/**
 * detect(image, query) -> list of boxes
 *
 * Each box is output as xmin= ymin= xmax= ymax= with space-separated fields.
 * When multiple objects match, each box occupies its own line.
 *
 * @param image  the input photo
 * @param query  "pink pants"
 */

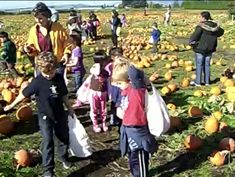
xmin=89 ymin=90 xmax=107 ymax=126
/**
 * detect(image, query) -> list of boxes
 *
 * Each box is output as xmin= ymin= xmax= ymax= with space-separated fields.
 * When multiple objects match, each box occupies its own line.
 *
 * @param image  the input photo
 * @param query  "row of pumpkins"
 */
xmin=0 ymin=77 xmax=34 ymax=136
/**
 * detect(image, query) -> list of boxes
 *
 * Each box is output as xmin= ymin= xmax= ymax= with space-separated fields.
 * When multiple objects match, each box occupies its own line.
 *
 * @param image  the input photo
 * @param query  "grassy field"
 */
xmin=0 ymin=9 xmax=235 ymax=177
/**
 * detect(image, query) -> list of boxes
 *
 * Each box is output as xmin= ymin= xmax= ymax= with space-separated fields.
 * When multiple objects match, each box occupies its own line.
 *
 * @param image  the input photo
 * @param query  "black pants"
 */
xmin=38 ymin=113 xmax=69 ymax=176
xmin=111 ymin=31 xmax=118 ymax=47
xmin=93 ymin=27 xmax=97 ymax=39
xmin=128 ymin=150 xmax=149 ymax=177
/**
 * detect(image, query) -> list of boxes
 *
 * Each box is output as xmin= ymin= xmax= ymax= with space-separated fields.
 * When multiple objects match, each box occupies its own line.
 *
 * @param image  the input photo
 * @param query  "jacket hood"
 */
xmin=199 ymin=21 xmax=220 ymax=32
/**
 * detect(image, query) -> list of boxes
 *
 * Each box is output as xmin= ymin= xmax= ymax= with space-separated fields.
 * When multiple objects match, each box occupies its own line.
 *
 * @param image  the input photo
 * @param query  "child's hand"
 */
xmin=4 ymin=104 xmax=13 ymax=112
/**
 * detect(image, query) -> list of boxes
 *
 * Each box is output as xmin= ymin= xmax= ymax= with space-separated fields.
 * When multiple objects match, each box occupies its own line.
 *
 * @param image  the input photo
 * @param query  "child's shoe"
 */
xmin=72 ymin=100 xmax=82 ymax=109
xmin=93 ymin=125 xmax=101 ymax=133
xmin=102 ymin=123 xmax=109 ymax=132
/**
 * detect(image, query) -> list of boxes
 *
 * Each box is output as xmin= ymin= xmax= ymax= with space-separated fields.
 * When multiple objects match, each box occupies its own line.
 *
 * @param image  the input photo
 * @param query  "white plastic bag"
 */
xmin=145 ymin=83 xmax=170 ymax=137
xmin=76 ymin=74 xmax=92 ymax=104
xmin=68 ymin=114 xmax=92 ymax=157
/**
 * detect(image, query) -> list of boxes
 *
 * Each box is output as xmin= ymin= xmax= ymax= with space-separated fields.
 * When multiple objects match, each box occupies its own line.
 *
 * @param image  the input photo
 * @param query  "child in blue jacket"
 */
xmin=151 ymin=22 xmax=161 ymax=53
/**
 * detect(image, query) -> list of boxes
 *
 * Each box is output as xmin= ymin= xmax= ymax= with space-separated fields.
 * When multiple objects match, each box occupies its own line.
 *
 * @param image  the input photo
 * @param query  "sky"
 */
xmin=0 ymin=1 xmax=176 ymax=10
xmin=0 ymin=1 xmax=121 ymax=10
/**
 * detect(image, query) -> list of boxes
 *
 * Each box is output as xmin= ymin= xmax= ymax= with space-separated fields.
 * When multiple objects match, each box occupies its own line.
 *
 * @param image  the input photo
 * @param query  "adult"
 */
xmin=24 ymin=2 xmax=72 ymax=76
xmin=110 ymin=10 xmax=121 ymax=48
xmin=189 ymin=11 xmax=224 ymax=86
xmin=164 ymin=5 xmax=171 ymax=25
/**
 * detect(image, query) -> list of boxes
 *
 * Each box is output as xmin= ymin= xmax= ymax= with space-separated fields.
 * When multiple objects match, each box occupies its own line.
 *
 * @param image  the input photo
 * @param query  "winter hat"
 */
xmin=32 ymin=2 xmax=52 ymax=18
xmin=201 ymin=11 xmax=213 ymax=21
xmin=128 ymin=65 xmax=145 ymax=89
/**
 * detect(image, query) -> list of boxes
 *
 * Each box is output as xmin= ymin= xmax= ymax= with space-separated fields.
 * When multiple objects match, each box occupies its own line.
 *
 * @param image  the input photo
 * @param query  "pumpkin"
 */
xmin=170 ymin=116 xmax=182 ymax=130
xmin=209 ymin=151 xmax=226 ymax=166
xmin=14 ymin=149 xmax=31 ymax=167
xmin=188 ymin=106 xmax=203 ymax=117
xmin=219 ymin=138 xmax=235 ymax=152
xmin=161 ymin=86 xmax=171 ymax=96
xmin=2 ymin=89 xmax=15 ymax=104
xmin=184 ymin=135 xmax=203 ymax=151
xmin=16 ymin=105 xmax=33 ymax=121
xmin=210 ymin=87 xmax=221 ymax=96
xmin=220 ymin=76 xmax=228 ymax=84
xmin=164 ymin=72 xmax=172 ymax=81
xmin=212 ymin=111 xmax=222 ymax=120
xmin=167 ymin=83 xmax=177 ymax=92
xmin=185 ymin=65 xmax=193 ymax=72
xmin=181 ymin=78 xmax=190 ymax=88
xmin=194 ymin=90 xmax=203 ymax=97
xmin=167 ymin=103 xmax=176 ymax=111
xmin=0 ymin=115 xmax=14 ymax=135
xmin=204 ymin=117 xmax=219 ymax=134
xmin=224 ymin=79 xmax=234 ymax=87
xmin=219 ymin=122 xmax=229 ymax=132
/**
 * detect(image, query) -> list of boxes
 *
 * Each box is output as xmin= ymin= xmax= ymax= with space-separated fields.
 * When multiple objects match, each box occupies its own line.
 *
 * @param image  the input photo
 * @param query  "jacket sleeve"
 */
xmin=189 ymin=26 xmax=203 ymax=45
xmin=216 ymin=27 xmax=224 ymax=37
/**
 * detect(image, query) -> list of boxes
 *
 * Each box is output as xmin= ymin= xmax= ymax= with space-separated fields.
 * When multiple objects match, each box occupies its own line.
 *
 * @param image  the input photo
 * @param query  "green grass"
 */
xmin=0 ymin=9 xmax=235 ymax=177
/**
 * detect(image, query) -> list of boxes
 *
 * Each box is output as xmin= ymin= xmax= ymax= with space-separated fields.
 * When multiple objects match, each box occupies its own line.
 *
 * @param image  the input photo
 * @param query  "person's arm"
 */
xmin=60 ymin=25 xmax=72 ymax=64
xmin=66 ymin=56 xmax=79 ymax=67
xmin=217 ymin=27 xmax=224 ymax=37
xmin=189 ymin=26 xmax=203 ymax=45
xmin=4 ymin=92 xmax=26 ymax=111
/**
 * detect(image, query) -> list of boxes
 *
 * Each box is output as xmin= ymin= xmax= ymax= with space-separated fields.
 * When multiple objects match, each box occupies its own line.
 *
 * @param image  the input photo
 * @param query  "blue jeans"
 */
xmin=38 ymin=113 xmax=69 ymax=176
xmin=195 ymin=53 xmax=212 ymax=85
xmin=73 ymin=71 xmax=85 ymax=91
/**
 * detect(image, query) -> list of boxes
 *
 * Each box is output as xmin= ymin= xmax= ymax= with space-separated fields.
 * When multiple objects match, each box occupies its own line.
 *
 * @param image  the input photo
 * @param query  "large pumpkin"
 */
xmin=184 ymin=135 xmax=203 ymax=151
xmin=0 ymin=115 xmax=14 ymax=135
xmin=16 ymin=105 xmax=33 ymax=121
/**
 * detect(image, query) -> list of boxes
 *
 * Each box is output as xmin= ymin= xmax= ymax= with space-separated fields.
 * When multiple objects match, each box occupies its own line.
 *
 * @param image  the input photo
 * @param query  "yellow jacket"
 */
xmin=27 ymin=22 xmax=72 ymax=62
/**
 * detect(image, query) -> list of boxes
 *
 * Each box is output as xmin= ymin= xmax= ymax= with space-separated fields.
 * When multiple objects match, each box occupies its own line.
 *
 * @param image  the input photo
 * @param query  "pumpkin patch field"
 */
xmin=0 ymin=9 xmax=235 ymax=177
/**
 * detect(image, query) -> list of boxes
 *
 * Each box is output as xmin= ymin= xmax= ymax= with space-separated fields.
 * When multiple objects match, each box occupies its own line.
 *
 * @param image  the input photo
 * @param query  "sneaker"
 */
xmin=93 ymin=125 xmax=101 ymax=133
xmin=190 ymin=81 xmax=201 ymax=87
xmin=62 ymin=161 xmax=72 ymax=169
xmin=102 ymin=124 xmax=109 ymax=132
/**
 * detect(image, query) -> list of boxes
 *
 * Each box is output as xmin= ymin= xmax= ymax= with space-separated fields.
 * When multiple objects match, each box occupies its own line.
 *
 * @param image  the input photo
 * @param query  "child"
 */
xmin=81 ymin=20 xmax=89 ymax=41
xmin=112 ymin=60 xmax=157 ymax=177
xmin=66 ymin=29 xmax=85 ymax=92
xmin=121 ymin=14 xmax=127 ymax=27
xmin=0 ymin=31 xmax=19 ymax=76
xmin=67 ymin=10 xmax=81 ymax=35
xmin=89 ymin=50 xmax=109 ymax=133
xmin=106 ymin=47 xmax=123 ymax=127
xmin=164 ymin=5 xmax=171 ymax=25
xmin=4 ymin=52 xmax=74 ymax=177
xmin=151 ymin=22 xmax=161 ymax=53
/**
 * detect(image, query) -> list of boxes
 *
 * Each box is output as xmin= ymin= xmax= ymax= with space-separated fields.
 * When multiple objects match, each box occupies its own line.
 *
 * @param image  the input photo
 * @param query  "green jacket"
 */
xmin=0 ymin=39 xmax=16 ymax=63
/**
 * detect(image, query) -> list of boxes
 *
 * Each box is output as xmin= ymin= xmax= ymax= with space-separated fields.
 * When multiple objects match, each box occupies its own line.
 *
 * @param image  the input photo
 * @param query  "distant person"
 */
xmin=89 ymin=11 xmax=100 ymax=39
xmin=24 ymin=2 xmax=72 ymax=77
xmin=121 ymin=14 xmax=127 ymax=27
xmin=0 ymin=31 xmax=19 ymax=76
xmin=189 ymin=11 xmax=224 ymax=86
xmin=81 ymin=20 xmax=89 ymax=41
xmin=164 ymin=5 xmax=171 ymax=25
xmin=67 ymin=10 xmax=82 ymax=35
xmin=109 ymin=10 xmax=122 ymax=47
xmin=0 ymin=21 xmax=4 ymax=29
xmin=144 ymin=6 xmax=147 ymax=16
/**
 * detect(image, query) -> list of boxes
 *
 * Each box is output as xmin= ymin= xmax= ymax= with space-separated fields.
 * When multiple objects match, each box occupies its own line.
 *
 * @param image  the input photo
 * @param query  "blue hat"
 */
xmin=128 ymin=65 xmax=145 ymax=89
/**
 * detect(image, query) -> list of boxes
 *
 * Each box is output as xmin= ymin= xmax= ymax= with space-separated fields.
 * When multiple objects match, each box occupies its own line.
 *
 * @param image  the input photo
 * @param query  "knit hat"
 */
xmin=32 ymin=2 xmax=52 ymax=18
xmin=128 ymin=65 xmax=145 ymax=89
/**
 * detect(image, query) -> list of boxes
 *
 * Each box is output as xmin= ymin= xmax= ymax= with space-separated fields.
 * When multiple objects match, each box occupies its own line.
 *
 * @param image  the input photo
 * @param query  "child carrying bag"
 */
xmin=68 ymin=114 xmax=93 ymax=157
xmin=145 ymin=83 xmax=170 ymax=137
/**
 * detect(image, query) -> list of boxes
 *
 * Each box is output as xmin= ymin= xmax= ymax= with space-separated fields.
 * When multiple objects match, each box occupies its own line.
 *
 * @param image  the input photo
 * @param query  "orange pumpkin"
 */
xmin=16 ymin=105 xmax=33 ymax=121
xmin=209 ymin=151 xmax=226 ymax=166
xmin=205 ymin=117 xmax=219 ymax=134
xmin=14 ymin=149 xmax=31 ymax=167
xmin=2 ymin=89 xmax=15 ymax=104
xmin=184 ymin=135 xmax=203 ymax=151
xmin=0 ymin=115 xmax=14 ymax=135
xmin=219 ymin=138 xmax=235 ymax=152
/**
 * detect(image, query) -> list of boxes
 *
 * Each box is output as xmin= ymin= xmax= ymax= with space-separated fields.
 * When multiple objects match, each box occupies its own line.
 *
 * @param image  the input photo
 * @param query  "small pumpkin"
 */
xmin=16 ymin=105 xmax=33 ymax=121
xmin=0 ymin=115 xmax=14 ymax=135
xmin=219 ymin=138 xmax=235 ymax=152
xmin=14 ymin=149 xmax=31 ymax=167
xmin=184 ymin=135 xmax=203 ymax=151
xmin=205 ymin=117 xmax=219 ymax=134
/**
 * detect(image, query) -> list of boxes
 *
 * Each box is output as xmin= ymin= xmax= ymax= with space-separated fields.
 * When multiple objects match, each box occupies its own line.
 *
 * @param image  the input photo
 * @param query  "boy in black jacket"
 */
xmin=189 ymin=11 xmax=224 ymax=86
